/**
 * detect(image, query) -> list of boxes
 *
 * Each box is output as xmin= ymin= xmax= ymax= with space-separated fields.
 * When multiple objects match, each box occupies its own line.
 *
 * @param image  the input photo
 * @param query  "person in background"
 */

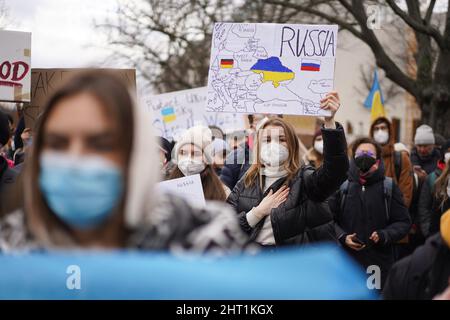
xmin=411 ymin=125 xmax=441 ymax=176
xmin=0 ymin=72 xmax=249 ymax=253
xmin=157 ymin=136 xmax=176 ymax=180
xmin=13 ymin=128 xmax=33 ymax=166
xmin=331 ymin=137 xmax=411 ymax=287
xmin=227 ymin=92 xmax=349 ymax=248
xmin=208 ymin=125 xmax=224 ymax=141
xmin=170 ymin=126 xmax=231 ymax=200
xmin=428 ymin=155 xmax=450 ymax=236
xmin=370 ymin=117 xmax=414 ymax=208
xmin=383 ymin=209 xmax=450 ymax=300
xmin=210 ymin=138 xmax=230 ymax=177
xmin=303 ymin=130 xmax=324 ymax=169
xmin=418 ymin=140 xmax=450 ymax=238
xmin=0 ymin=111 xmax=20 ymax=216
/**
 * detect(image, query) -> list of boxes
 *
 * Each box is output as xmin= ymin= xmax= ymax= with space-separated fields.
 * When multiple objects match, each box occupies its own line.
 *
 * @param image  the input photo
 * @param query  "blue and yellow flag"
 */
xmin=364 ymin=70 xmax=386 ymax=122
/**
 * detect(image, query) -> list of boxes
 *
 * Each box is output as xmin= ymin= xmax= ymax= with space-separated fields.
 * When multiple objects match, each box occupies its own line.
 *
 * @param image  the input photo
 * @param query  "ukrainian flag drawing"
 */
xmin=364 ymin=70 xmax=386 ymax=122
xmin=250 ymin=57 xmax=294 ymax=88
xmin=161 ymin=107 xmax=176 ymax=123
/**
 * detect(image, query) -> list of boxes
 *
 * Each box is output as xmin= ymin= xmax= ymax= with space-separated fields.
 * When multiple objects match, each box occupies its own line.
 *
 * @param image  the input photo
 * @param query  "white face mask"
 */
xmin=444 ymin=152 xmax=450 ymax=165
xmin=314 ymin=140 xmax=324 ymax=154
xmin=177 ymin=158 xmax=205 ymax=176
xmin=374 ymin=130 xmax=389 ymax=145
xmin=260 ymin=142 xmax=289 ymax=167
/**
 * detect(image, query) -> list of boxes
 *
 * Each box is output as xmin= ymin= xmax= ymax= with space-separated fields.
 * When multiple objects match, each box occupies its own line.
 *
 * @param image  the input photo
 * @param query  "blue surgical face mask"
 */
xmin=39 ymin=152 xmax=124 ymax=230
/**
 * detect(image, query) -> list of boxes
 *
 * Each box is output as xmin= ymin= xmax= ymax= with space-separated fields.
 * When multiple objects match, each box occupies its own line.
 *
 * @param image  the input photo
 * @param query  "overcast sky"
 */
xmin=4 ymin=0 xmax=122 ymax=68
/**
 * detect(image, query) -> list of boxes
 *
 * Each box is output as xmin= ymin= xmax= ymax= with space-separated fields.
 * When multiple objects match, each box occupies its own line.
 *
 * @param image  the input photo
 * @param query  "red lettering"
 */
xmin=11 ymin=61 xmax=30 ymax=81
xmin=0 ymin=60 xmax=29 ymax=88
xmin=0 ymin=61 xmax=11 ymax=80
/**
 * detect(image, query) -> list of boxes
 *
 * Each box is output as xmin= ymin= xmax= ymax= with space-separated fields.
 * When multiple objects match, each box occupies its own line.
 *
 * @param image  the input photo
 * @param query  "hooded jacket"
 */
xmin=370 ymin=118 xmax=414 ymax=207
xmin=330 ymin=159 xmax=411 ymax=284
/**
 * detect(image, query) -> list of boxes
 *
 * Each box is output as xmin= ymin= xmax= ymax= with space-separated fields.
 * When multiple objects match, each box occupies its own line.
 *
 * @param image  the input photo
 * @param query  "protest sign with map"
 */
xmin=207 ymin=23 xmax=338 ymax=117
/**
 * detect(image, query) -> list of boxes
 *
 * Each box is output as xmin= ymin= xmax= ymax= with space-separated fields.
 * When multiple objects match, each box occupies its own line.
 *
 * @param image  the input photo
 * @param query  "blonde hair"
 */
xmin=244 ymin=118 xmax=301 ymax=188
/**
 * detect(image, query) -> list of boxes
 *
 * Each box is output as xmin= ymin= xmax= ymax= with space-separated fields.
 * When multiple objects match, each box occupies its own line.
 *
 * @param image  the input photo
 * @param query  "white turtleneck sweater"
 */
xmin=246 ymin=167 xmax=288 ymax=245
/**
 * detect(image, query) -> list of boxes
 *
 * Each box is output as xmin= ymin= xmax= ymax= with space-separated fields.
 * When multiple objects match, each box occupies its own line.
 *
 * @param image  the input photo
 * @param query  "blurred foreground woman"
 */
xmin=0 ymin=72 xmax=248 ymax=253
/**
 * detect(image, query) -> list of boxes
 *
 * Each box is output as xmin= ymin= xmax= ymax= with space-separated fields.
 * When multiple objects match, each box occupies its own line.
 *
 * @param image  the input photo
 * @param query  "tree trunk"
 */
xmin=421 ymin=96 xmax=450 ymax=138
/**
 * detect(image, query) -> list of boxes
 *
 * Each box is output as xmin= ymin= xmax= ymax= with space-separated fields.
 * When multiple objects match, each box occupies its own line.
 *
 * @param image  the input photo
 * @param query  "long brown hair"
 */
xmin=435 ymin=164 xmax=450 ymax=209
xmin=23 ymin=71 xmax=135 ymax=247
xmin=244 ymin=118 xmax=301 ymax=188
xmin=169 ymin=164 xmax=227 ymax=201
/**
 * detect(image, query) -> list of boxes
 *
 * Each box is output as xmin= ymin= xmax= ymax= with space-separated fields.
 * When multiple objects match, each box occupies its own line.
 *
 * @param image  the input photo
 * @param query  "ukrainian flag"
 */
xmin=364 ymin=70 xmax=386 ymax=122
xmin=161 ymin=107 xmax=176 ymax=123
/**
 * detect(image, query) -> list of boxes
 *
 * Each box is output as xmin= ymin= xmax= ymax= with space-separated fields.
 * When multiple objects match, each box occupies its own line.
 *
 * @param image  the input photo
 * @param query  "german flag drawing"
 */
xmin=220 ymin=59 xmax=234 ymax=69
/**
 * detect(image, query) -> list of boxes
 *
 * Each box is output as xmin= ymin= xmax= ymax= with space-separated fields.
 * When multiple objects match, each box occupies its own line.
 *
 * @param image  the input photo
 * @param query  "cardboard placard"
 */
xmin=24 ymin=68 xmax=136 ymax=129
xmin=143 ymin=87 xmax=245 ymax=141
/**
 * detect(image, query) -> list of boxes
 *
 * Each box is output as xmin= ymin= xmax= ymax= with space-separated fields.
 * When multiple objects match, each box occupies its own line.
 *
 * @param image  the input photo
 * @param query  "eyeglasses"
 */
xmin=355 ymin=150 xmax=375 ymax=158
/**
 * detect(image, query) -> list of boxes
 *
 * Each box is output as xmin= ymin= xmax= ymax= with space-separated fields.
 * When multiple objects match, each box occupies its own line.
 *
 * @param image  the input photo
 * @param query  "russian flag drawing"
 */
xmin=301 ymin=59 xmax=321 ymax=72
xmin=161 ymin=106 xmax=176 ymax=123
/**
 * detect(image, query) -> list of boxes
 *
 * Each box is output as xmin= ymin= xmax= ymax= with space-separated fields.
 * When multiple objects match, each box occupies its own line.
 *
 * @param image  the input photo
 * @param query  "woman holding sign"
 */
xmin=169 ymin=125 xmax=231 ymax=201
xmin=227 ymin=92 xmax=349 ymax=248
xmin=0 ymin=72 xmax=249 ymax=252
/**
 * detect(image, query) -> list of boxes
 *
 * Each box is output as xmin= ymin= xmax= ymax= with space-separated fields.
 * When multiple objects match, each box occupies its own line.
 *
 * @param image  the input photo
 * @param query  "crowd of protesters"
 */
xmin=0 ymin=71 xmax=449 ymax=299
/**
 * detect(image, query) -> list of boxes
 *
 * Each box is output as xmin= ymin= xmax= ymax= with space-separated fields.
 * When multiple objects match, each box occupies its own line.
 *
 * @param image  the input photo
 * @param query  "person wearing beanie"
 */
xmin=170 ymin=126 xmax=230 ymax=201
xmin=370 ymin=117 xmax=414 ymax=208
xmin=157 ymin=136 xmax=176 ymax=181
xmin=411 ymin=124 xmax=441 ymax=175
xmin=303 ymin=129 xmax=324 ymax=169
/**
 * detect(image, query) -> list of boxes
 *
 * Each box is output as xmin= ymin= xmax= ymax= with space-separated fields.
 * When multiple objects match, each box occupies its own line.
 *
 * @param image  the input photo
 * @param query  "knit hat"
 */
xmin=414 ymin=125 xmax=435 ymax=145
xmin=173 ymin=126 xmax=213 ymax=163
xmin=0 ymin=110 xmax=11 ymax=146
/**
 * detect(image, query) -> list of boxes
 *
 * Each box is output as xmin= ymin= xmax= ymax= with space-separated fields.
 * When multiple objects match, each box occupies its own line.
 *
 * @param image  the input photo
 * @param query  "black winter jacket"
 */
xmin=226 ymin=123 xmax=349 ymax=246
xmin=330 ymin=160 xmax=411 ymax=283
xmin=383 ymin=233 xmax=450 ymax=300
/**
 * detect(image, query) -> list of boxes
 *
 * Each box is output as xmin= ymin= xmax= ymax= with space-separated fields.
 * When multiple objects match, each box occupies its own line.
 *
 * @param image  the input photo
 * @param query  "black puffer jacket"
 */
xmin=226 ymin=123 xmax=348 ymax=246
xmin=383 ymin=232 xmax=450 ymax=300
xmin=330 ymin=159 xmax=411 ymax=285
